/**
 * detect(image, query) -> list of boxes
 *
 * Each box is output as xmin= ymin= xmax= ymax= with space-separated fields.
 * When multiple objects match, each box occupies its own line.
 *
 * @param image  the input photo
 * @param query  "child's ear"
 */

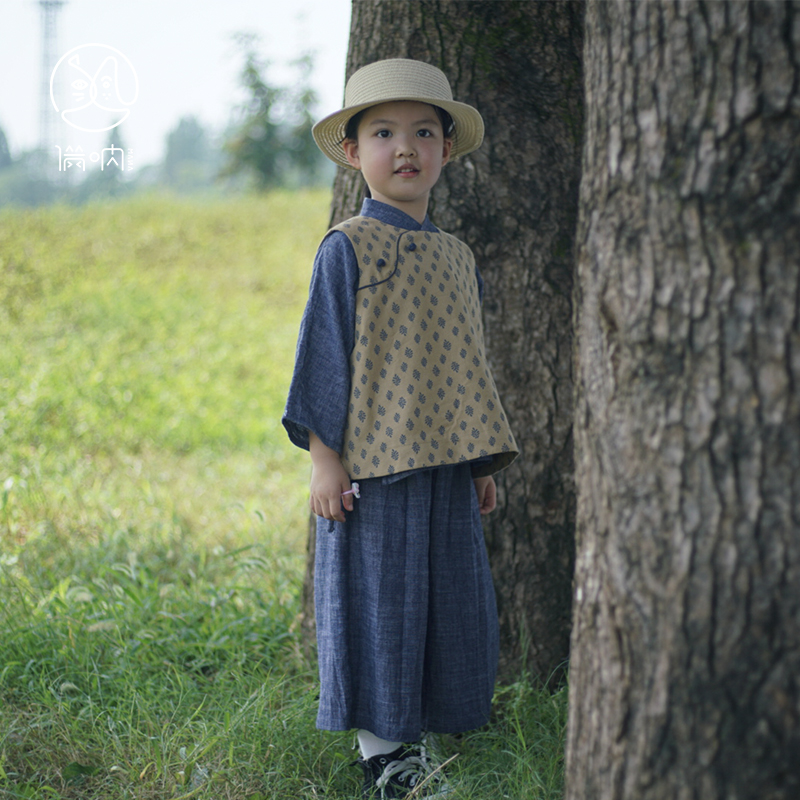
xmin=342 ymin=139 xmax=361 ymax=169
xmin=441 ymin=138 xmax=453 ymax=167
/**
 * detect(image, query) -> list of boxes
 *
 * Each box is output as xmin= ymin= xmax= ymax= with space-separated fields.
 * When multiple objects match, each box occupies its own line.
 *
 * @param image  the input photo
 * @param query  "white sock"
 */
xmin=357 ymin=729 xmax=403 ymax=760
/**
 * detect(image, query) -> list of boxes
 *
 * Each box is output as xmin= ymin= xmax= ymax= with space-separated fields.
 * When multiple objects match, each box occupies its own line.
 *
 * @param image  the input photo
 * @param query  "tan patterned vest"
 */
xmin=332 ymin=216 xmax=518 ymax=479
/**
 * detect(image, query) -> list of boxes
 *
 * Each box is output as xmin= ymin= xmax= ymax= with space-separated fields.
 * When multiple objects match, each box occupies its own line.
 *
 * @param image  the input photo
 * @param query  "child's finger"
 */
xmin=480 ymin=484 xmax=497 ymax=514
xmin=310 ymin=494 xmax=345 ymax=522
xmin=327 ymin=495 xmax=346 ymax=522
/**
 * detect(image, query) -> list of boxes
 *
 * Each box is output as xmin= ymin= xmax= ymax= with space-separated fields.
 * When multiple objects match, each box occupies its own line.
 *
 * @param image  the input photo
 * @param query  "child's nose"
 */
xmin=395 ymin=136 xmax=416 ymax=157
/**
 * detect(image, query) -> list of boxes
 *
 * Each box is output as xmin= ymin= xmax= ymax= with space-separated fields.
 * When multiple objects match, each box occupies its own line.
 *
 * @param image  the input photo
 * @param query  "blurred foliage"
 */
xmin=0 ymin=126 xmax=11 ymax=170
xmin=220 ymin=33 xmax=285 ymax=189
xmin=161 ymin=116 xmax=223 ymax=192
xmin=283 ymin=53 xmax=327 ymax=186
xmin=221 ymin=33 xmax=329 ymax=190
xmin=0 ymin=34 xmax=332 ymax=208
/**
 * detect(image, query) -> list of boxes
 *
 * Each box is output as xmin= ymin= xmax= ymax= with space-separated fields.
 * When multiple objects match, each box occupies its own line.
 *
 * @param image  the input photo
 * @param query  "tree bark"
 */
xmin=301 ymin=0 xmax=583 ymax=682
xmin=567 ymin=1 xmax=800 ymax=798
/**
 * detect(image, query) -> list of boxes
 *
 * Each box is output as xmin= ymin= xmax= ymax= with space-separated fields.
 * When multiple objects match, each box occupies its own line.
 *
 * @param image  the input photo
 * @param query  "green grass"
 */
xmin=0 ymin=192 xmax=566 ymax=799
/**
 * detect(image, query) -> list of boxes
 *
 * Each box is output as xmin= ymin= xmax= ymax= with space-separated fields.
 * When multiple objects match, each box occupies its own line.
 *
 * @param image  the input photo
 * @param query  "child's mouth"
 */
xmin=395 ymin=165 xmax=419 ymax=177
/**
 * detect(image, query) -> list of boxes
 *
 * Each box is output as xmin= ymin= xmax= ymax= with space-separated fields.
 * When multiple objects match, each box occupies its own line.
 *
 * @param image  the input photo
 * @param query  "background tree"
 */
xmin=0 ymin=127 xmax=11 ymax=172
xmin=566 ymin=2 xmax=800 ymax=798
xmin=280 ymin=52 xmax=331 ymax=187
xmin=161 ymin=115 xmax=218 ymax=191
xmin=222 ymin=35 xmax=329 ymax=189
xmin=0 ymin=129 xmax=61 ymax=207
xmin=301 ymin=0 xmax=583 ymax=681
xmin=71 ymin=128 xmax=131 ymax=204
xmin=222 ymin=33 xmax=284 ymax=189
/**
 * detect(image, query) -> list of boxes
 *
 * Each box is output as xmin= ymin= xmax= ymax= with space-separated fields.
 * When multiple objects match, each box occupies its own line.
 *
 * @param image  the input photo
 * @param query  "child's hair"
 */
xmin=344 ymin=103 xmax=456 ymax=142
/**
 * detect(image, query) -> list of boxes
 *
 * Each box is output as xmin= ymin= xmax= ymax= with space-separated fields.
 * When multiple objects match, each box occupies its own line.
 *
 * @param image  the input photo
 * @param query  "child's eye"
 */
xmin=376 ymin=129 xmax=392 ymax=138
xmin=417 ymin=129 xmax=434 ymax=138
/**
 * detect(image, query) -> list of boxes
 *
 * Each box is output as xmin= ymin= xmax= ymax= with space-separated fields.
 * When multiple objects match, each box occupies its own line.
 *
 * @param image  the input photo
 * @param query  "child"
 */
xmin=283 ymin=58 xmax=518 ymax=799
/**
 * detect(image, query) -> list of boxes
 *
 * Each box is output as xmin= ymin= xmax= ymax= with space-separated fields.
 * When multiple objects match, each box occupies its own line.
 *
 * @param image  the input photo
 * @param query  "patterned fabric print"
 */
xmin=334 ymin=217 xmax=519 ymax=479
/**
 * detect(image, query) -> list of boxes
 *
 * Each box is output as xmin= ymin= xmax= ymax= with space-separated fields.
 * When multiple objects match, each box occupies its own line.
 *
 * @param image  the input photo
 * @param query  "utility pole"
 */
xmin=39 ymin=0 xmax=67 ymax=155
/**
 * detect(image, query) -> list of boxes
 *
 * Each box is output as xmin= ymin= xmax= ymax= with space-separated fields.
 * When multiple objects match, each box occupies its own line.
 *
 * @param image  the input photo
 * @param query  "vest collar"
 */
xmin=360 ymin=198 xmax=440 ymax=234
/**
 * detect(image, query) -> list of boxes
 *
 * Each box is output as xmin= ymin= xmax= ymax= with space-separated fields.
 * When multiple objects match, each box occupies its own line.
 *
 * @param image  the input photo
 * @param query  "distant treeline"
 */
xmin=0 ymin=36 xmax=334 ymax=207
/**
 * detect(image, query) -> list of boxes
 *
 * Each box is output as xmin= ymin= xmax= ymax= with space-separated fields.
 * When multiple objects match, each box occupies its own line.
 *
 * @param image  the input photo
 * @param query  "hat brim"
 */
xmin=312 ymin=96 xmax=485 ymax=170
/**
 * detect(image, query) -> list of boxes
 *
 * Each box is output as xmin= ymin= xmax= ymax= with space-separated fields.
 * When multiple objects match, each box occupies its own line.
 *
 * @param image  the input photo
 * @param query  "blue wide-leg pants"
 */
xmin=314 ymin=463 xmax=500 ymax=742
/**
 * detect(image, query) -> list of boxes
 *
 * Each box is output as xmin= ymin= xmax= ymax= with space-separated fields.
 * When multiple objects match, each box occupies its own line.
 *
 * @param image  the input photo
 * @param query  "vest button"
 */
xmin=406 ymin=242 xmax=417 ymax=252
xmin=376 ymin=258 xmax=386 ymax=268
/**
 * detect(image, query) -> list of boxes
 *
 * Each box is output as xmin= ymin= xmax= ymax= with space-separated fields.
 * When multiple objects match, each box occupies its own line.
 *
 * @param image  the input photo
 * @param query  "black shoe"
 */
xmin=357 ymin=743 xmax=453 ymax=798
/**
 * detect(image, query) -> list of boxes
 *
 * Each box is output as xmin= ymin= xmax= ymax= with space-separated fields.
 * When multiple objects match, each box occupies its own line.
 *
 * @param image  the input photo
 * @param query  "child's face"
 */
xmin=342 ymin=101 xmax=452 ymax=222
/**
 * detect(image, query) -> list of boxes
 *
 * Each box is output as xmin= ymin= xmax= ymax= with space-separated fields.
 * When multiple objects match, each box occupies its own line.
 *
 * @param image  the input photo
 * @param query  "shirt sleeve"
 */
xmin=282 ymin=232 xmax=357 ymax=454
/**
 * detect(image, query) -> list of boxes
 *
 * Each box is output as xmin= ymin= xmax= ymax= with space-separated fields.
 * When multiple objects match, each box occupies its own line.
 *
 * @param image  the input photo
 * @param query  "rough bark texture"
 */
xmin=567 ymin=1 xmax=800 ymax=798
xmin=300 ymin=0 xmax=583 ymax=682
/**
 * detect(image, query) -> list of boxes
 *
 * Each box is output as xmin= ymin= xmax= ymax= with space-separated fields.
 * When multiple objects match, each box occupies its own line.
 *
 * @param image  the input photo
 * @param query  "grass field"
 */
xmin=0 ymin=192 xmax=566 ymax=799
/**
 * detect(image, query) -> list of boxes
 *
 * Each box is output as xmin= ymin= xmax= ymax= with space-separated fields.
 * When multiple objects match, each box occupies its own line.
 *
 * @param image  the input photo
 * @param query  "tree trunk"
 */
xmin=567 ymin=1 xmax=800 ymax=798
xmin=301 ymin=0 xmax=583 ymax=682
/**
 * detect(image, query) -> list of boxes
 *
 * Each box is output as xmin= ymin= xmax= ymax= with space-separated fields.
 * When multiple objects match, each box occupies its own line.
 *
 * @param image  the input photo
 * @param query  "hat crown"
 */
xmin=344 ymin=59 xmax=454 ymax=108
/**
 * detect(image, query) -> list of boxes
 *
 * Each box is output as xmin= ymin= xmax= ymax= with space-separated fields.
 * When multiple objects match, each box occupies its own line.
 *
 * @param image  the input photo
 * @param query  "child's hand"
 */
xmin=473 ymin=476 xmax=497 ymax=515
xmin=308 ymin=433 xmax=354 ymax=522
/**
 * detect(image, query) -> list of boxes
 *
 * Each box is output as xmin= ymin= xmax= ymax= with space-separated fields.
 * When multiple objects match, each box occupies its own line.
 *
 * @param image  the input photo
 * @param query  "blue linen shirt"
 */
xmin=282 ymin=198 xmax=484 ymax=461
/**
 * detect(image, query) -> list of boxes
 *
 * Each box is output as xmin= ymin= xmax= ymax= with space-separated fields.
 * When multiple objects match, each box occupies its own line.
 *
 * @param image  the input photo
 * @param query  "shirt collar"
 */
xmin=360 ymin=198 xmax=439 ymax=233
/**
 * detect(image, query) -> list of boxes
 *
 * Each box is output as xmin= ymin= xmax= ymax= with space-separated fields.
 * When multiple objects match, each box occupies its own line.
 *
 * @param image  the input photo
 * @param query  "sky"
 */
xmin=0 ymin=0 xmax=352 ymax=169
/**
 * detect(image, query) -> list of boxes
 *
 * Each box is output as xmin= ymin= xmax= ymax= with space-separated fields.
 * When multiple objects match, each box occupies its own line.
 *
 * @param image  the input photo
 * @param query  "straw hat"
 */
xmin=313 ymin=58 xmax=485 ymax=169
